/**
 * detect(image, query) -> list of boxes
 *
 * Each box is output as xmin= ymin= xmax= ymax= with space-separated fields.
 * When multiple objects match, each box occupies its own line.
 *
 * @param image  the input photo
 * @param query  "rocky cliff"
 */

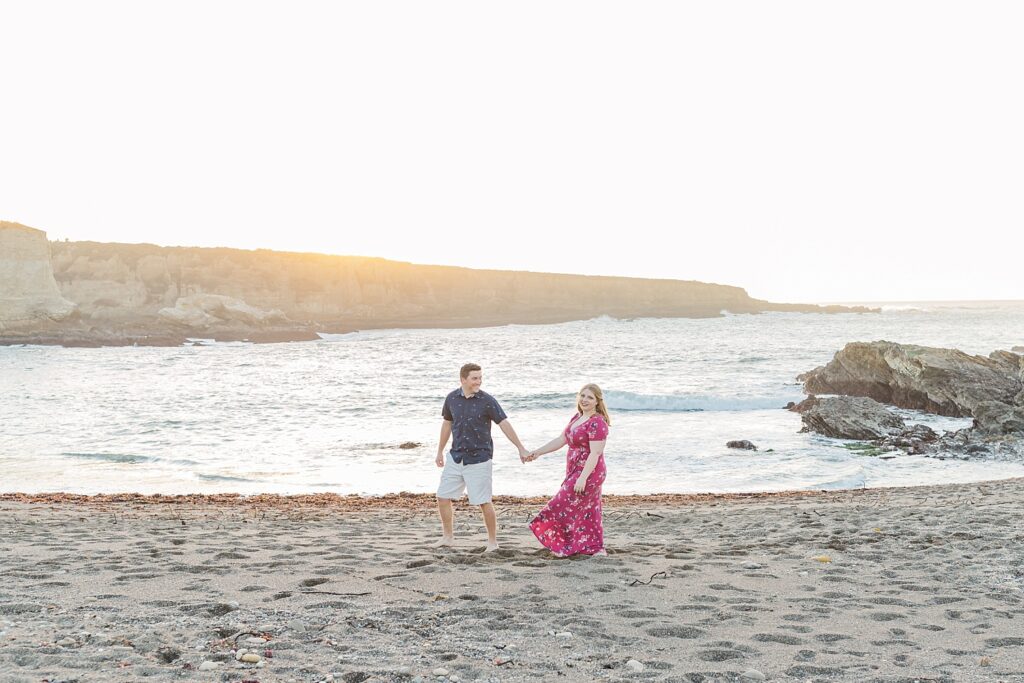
xmin=0 ymin=222 xmax=76 ymax=331
xmin=797 ymin=341 xmax=1024 ymax=460
xmin=46 ymin=241 xmax=874 ymax=325
xmin=1 ymin=222 xmax=876 ymax=345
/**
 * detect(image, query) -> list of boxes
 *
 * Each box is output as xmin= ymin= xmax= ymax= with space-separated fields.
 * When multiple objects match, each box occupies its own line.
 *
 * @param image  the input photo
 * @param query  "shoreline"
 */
xmin=4 ymin=476 xmax=1024 ymax=510
xmin=0 ymin=304 xmax=880 ymax=349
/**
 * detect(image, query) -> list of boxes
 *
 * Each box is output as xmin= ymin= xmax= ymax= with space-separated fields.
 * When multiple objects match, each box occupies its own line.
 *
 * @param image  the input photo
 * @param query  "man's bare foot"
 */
xmin=484 ymin=542 xmax=499 ymax=553
xmin=436 ymin=536 xmax=455 ymax=548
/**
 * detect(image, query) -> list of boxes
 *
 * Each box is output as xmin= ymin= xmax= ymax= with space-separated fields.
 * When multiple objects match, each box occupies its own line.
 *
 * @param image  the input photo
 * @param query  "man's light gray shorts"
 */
xmin=436 ymin=452 xmax=493 ymax=505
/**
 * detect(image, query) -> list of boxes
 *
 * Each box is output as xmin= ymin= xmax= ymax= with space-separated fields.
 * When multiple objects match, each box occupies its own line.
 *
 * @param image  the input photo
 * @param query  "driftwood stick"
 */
xmin=630 ymin=571 xmax=668 ymax=586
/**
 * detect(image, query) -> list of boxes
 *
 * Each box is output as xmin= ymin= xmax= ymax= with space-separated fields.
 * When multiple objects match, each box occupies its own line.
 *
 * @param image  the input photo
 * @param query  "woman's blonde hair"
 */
xmin=577 ymin=383 xmax=612 ymax=426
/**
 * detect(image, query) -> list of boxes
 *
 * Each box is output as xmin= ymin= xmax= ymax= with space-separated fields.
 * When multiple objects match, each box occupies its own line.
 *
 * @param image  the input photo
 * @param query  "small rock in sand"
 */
xmin=198 ymin=661 xmax=218 ymax=671
xmin=626 ymin=659 xmax=644 ymax=672
xmin=432 ymin=668 xmax=449 ymax=676
xmin=741 ymin=670 xmax=767 ymax=681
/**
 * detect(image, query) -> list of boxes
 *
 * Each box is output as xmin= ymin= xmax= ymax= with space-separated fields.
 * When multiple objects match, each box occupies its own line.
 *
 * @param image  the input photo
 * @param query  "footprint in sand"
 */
xmin=300 ymin=577 xmax=330 ymax=587
xmin=697 ymin=648 xmax=746 ymax=661
xmin=405 ymin=559 xmax=433 ymax=568
xmin=752 ymin=633 xmax=804 ymax=645
xmin=986 ymin=637 xmax=1024 ymax=647
xmin=645 ymin=625 xmax=705 ymax=639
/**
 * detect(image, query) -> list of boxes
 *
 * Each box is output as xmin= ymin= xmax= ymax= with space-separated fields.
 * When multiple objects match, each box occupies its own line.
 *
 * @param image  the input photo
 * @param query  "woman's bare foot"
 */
xmin=592 ymin=548 xmax=608 ymax=557
xmin=436 ymin=536 xmax=455 ymax=548
xmin=484 ymin=541 xmax=499 ymax=552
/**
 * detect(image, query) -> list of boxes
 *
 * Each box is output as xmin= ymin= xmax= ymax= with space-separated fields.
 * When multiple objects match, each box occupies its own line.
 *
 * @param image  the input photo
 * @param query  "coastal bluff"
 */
xmin=1 ymin=221 xmax=875 ymax=345
xmin=0 ymin=222 xmax=76 ymax=331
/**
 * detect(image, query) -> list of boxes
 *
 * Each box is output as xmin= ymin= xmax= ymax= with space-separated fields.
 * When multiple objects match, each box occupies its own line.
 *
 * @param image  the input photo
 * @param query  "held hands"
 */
xmin=520 ymin=449 xmax=540 ymax=463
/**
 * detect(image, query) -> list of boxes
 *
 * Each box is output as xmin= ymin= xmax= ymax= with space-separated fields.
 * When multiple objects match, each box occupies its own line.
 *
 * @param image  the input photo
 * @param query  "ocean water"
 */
xmin=2 ymin=301 xmax=1024 ymax=496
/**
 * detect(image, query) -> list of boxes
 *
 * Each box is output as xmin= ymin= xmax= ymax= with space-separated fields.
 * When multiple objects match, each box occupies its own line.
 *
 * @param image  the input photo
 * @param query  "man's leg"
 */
xmin=436 ymin=453 xmax=464 ymax=547
xmin=437 ymin=498 xmax=455 ymax=546
xmin=480 ymin=502 xmax=498 ymax=552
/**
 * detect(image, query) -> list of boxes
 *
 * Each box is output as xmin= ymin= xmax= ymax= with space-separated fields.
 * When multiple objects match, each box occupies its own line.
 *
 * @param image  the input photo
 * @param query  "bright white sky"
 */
xmin=2 ymin=1 xmax=1022 ymax=303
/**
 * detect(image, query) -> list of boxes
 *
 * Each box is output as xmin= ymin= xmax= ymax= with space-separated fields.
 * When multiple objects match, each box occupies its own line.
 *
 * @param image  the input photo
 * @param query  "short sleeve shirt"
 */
xmin=442 ymin=389 xmax=508 ymax=464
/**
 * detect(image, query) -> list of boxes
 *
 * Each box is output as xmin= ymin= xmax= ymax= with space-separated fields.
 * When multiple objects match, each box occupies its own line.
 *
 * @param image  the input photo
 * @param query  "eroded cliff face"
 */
xmin=1 ymin=226 xmax=873 ymax=345
xmin=46 ymin=240 xmax=814 ymax=330
xmin=0 ymin=222 xmax=76 ymax=330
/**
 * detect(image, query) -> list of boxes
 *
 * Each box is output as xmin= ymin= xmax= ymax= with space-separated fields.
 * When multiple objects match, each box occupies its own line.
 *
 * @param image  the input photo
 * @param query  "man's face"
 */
xmin=461 ymin=370 xmax=483 ymax=395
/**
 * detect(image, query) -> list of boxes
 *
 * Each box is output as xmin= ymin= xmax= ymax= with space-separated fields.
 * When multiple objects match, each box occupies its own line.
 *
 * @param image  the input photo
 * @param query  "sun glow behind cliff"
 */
xmin=1 ymin=1 xmax=1023 ymax=302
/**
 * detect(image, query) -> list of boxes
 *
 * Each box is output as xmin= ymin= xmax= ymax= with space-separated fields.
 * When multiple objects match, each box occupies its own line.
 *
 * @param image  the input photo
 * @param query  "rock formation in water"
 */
xmin=0 ymin=222 xmax=76 ymax=331
xmin=1 ymin=221 xmax=877 ymax=346
xmin=797 ymin=341 xmax=1024 ymax=459
xmin=792 ymin=395 xmax=906 ymax=440
xmin=798 ymin=341 xmax=1024 ymax=430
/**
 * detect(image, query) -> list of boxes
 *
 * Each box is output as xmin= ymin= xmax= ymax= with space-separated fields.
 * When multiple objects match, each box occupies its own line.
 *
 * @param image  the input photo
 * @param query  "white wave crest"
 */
xmin=604 ymin=390 xmax=797 ymax=412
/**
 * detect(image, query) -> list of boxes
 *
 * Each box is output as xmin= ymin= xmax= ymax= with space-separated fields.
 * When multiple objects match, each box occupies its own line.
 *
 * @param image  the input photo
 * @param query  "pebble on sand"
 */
xmin=625 ymin=659 xmax=644 ymax=672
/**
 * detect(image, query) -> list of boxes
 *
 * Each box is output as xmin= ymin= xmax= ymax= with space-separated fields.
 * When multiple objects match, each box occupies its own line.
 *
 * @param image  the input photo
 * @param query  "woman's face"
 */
xmin=578 ymin=389 xmax=597 ymax=412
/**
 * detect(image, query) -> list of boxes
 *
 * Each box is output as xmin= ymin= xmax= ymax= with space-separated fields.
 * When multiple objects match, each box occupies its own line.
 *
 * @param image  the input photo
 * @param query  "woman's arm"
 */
xmin=527 ymin=433 xmax=567 ymax=460
xmin=573 ymin=439 xmax=606 ymax=493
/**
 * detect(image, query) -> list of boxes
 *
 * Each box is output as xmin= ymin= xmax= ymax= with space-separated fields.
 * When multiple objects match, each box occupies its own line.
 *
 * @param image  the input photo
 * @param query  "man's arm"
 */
xmin=497 ymin=419 xmax=529 ymax=461
xmin=436 ymin=419 xmax=452 ymax=467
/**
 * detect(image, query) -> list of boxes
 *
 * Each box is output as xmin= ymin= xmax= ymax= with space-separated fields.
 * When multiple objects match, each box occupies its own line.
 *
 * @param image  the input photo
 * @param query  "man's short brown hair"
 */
xmin=460 ymin=363 xmax=482 ymax=379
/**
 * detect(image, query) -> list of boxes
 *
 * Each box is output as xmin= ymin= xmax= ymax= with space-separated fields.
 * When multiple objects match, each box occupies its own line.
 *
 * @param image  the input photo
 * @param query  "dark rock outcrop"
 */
xmin=798 ymin=341 xmax=1023 ymax=418
xmin=877 ymin=424 xmax=939 ymax=455
xmin=792 ymin=395 xmax=906 ymax=440
xmin=726 ymin=440 xmax=758 ymax=451
xmin=798 ymin=341 xmax=1024 ymax=459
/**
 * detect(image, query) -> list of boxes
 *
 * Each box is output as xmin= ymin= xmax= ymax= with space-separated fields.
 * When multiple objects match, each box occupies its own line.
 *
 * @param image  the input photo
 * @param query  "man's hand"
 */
xmin=518 ymin=447 xmax=530 ymax=464
xmin=436 ymin=452 xmax=445 ymax=468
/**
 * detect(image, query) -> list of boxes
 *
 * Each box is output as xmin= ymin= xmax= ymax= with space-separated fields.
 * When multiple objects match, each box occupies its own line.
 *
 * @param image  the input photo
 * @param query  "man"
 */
xmin=436 ymin=363 xmax=529 ymax=551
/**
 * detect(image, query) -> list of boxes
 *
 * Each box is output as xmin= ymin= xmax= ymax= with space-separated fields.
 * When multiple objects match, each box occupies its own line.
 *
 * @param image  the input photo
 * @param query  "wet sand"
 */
xmin=1 ymin=480 xmax=1023 ymax=682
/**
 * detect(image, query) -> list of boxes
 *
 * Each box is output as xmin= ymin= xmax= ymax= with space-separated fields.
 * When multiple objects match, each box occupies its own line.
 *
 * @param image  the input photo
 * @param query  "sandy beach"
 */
xmin=2 ymin=481 xmax=1023 ymax=683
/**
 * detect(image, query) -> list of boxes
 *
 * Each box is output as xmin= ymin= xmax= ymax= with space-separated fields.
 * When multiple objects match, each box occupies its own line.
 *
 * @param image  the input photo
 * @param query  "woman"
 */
xmin=526 ymin=383 xmax=610 ymax=557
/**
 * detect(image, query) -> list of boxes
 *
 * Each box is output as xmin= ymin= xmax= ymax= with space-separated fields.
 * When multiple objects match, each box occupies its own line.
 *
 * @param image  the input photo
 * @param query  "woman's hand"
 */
xmin=573 ymin=475 xmax=588 ymax=494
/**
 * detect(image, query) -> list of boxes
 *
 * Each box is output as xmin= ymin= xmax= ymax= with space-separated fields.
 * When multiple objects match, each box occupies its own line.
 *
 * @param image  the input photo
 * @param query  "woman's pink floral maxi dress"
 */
xmin=529 ymin=414 xmax=609 ymax=556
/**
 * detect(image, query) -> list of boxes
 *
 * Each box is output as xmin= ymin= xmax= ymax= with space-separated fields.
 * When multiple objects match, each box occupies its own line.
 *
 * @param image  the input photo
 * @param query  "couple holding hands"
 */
xmin=435 ymin=363 xmax=610 ymax=557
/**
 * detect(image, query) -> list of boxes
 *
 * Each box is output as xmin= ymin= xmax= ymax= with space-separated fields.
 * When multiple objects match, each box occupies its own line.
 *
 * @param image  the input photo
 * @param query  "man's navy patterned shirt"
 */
xmin=442 ymin=389 xmax=508 ymax=464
